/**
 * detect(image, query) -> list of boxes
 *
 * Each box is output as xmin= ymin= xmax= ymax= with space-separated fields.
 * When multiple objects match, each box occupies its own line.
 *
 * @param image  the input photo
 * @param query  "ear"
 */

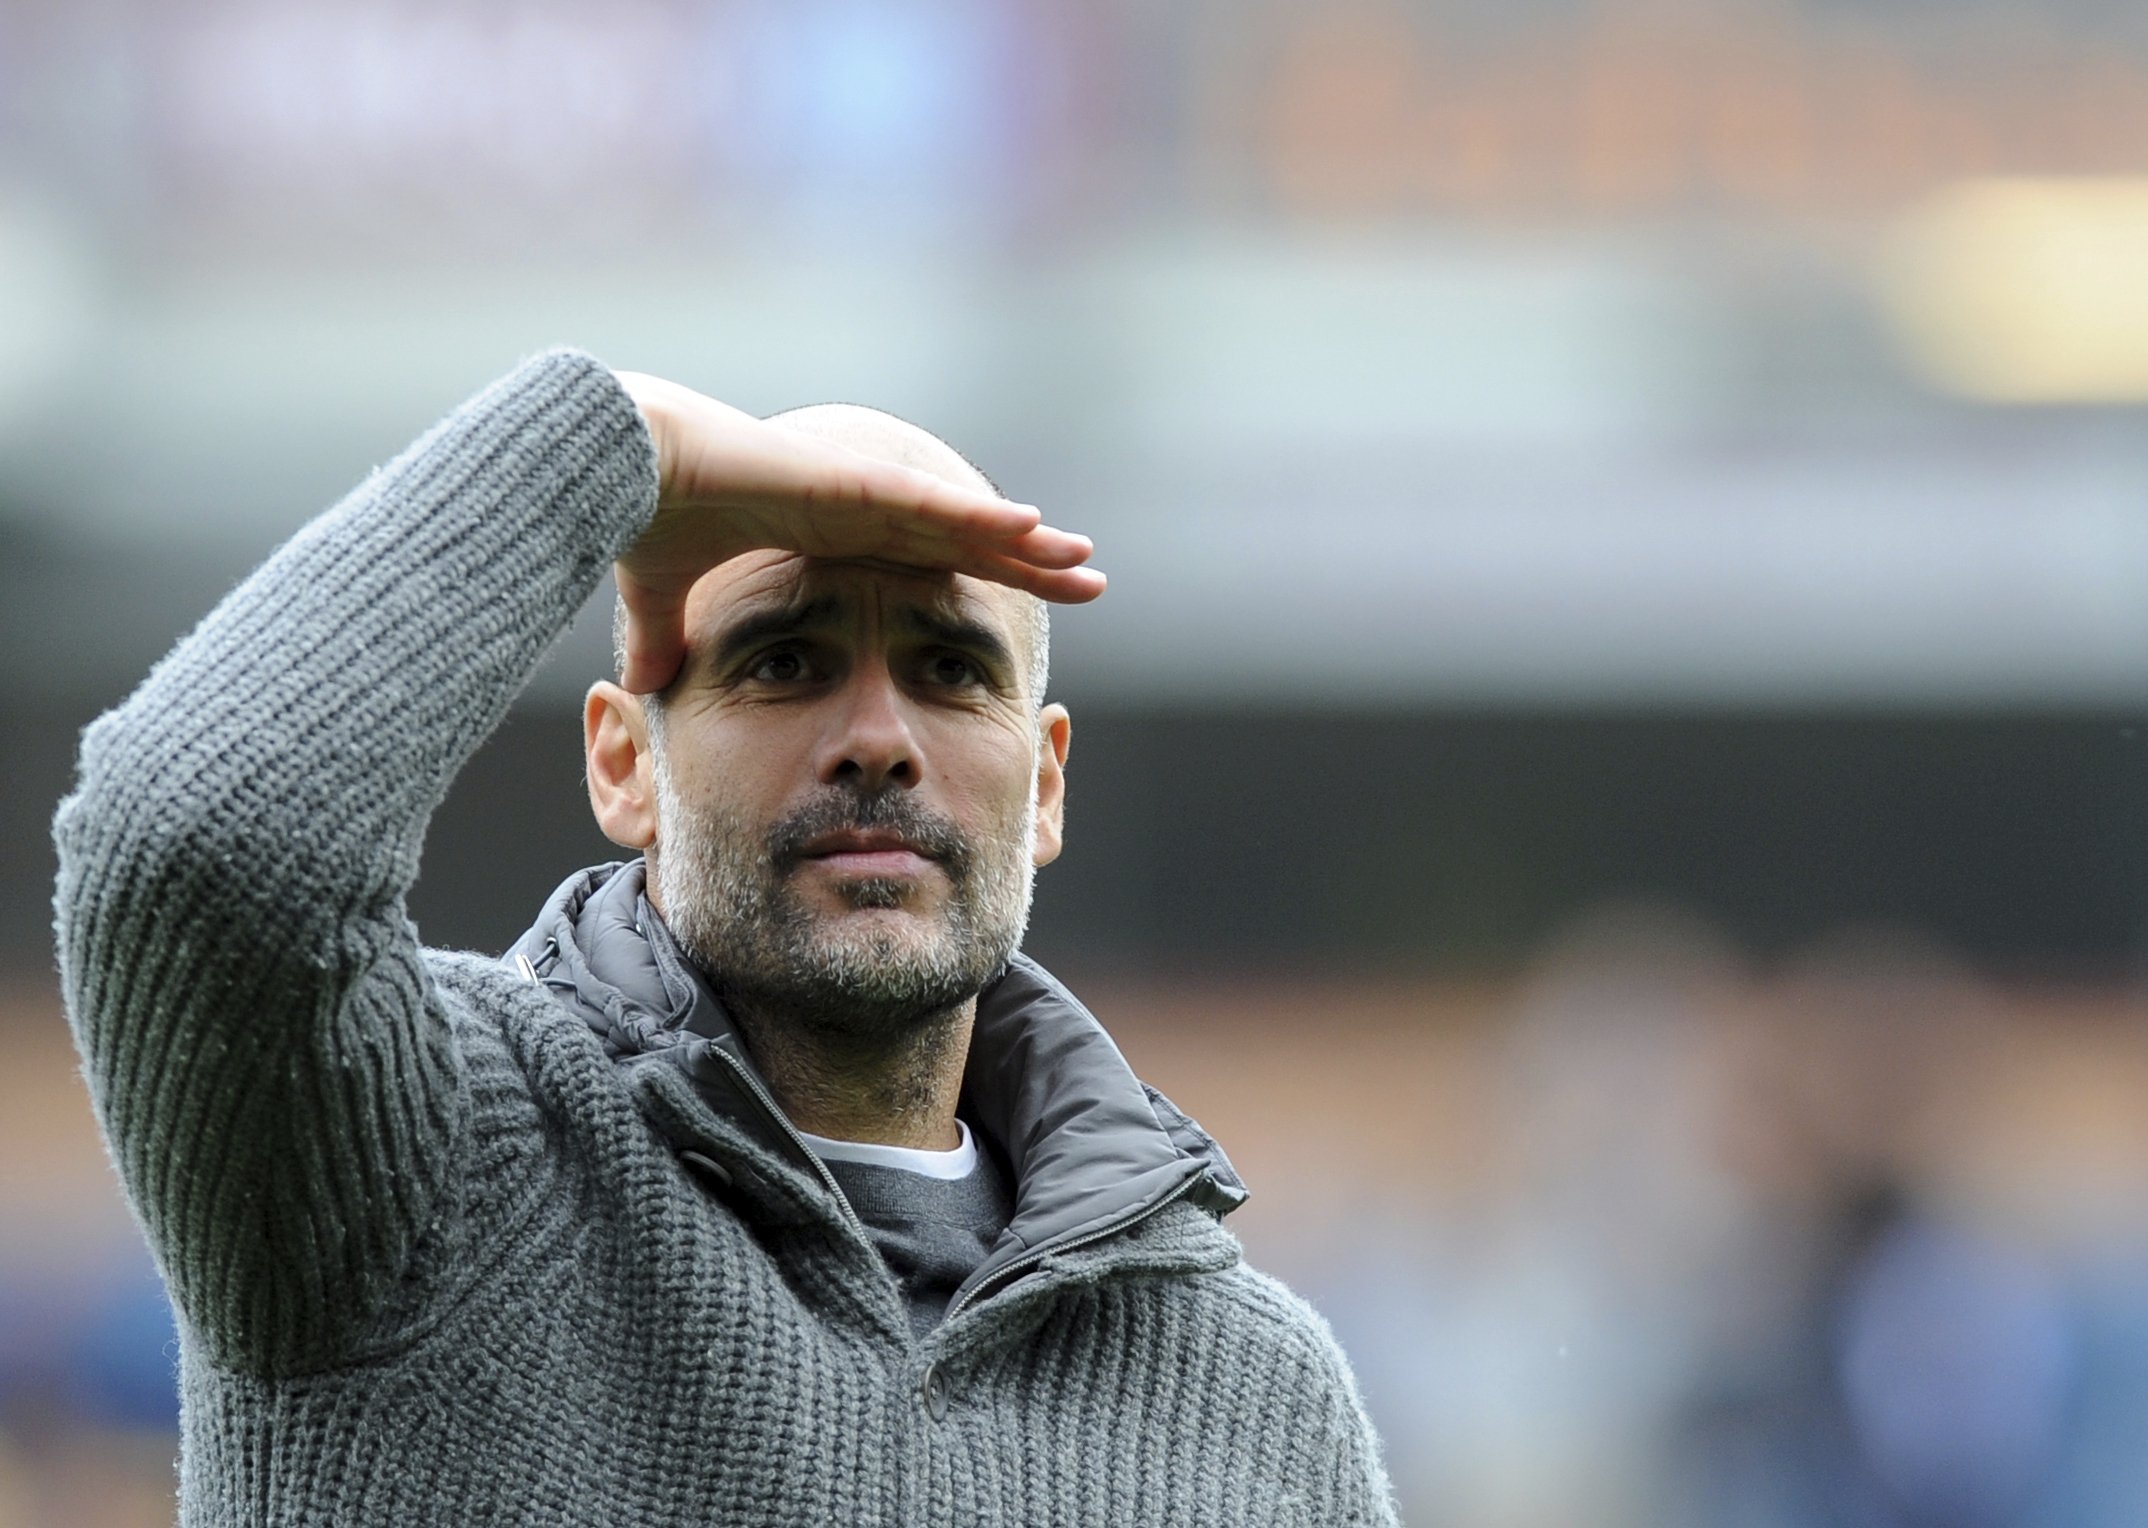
xmin=585 ymin=681 xmax=658 ymax=851
xmin=1031 ymin=704 xmax=1071 ymax=868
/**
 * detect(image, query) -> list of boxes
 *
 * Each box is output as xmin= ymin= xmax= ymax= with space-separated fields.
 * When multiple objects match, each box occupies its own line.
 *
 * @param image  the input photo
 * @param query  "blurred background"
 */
xmin=2 ymin=0 xmax=2146 ymax=1522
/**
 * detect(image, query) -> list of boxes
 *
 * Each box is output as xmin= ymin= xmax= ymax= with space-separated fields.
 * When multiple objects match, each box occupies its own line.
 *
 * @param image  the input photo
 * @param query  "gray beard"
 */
xmin=650 ymin=753 xmax=1038 ymax=1049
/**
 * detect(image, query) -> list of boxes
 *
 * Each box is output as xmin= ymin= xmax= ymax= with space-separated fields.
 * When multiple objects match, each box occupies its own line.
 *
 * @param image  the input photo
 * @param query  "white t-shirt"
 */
xmin=797 ymin=1118 xmax=979 ymax=1181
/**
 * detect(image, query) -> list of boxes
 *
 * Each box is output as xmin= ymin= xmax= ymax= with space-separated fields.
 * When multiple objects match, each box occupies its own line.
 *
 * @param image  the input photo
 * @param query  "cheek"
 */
xmin=938 ymin=735 xmax=1041 ymax=826
xmin=669 ymin=720 xmax=807 ymax=815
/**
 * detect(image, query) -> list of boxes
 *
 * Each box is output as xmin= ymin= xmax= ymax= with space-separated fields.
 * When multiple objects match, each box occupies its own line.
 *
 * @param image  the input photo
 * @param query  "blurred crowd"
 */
xmin=1111 ymin=909 xmax=2148 ymax=1528
xmin=6 ymin=907 xmax=2147 ymax=1527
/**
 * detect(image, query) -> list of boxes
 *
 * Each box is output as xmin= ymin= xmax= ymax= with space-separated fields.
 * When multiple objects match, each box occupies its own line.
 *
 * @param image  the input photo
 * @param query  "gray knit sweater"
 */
xmin=52 ymin=350 xmax=1397 ymax=1527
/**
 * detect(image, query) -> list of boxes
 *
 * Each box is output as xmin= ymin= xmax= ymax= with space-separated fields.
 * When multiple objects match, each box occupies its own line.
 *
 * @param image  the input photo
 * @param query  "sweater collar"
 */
xmin=507 ymin=861 xmax=1247 ymax=1274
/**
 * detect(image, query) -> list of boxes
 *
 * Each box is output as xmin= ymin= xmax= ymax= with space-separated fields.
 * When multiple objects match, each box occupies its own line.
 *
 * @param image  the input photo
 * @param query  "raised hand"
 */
xmin=611 ymin=372 xmax=1103 ymax=695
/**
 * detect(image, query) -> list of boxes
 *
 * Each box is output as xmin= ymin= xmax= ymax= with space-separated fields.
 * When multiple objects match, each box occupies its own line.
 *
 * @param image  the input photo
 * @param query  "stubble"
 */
xmin=649 ymin=750 xmax=1038 ymax=1053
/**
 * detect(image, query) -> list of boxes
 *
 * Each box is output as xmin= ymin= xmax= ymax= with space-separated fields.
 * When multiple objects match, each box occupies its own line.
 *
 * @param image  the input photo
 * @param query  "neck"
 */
xmin=724 ymin=997 xmax=975 ymax=1151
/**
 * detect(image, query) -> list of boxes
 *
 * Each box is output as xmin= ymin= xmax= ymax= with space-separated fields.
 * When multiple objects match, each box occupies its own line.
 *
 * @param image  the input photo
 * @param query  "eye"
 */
xmin=748 ymin=647 xmax=811 ymax=684
xmin=924 ymin=651 xmax=983 ymax=688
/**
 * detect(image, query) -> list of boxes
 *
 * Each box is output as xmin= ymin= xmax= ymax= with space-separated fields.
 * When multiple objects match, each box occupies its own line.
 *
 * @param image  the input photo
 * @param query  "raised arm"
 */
xmin=53 ymin=352 xmax=659 ymax=1371
xmin=51 ymin=349 xmax=1098 ymax=1374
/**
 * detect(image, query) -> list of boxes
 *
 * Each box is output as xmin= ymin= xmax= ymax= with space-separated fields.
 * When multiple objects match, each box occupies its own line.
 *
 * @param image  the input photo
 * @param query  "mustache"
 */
xmin=767 ymin=789 xmax=973 ymax=875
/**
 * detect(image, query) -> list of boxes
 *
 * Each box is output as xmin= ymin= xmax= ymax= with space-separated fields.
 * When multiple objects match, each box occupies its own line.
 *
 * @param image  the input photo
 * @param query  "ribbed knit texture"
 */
xmin=52 ymin=350 xmax=1397 ymax=1526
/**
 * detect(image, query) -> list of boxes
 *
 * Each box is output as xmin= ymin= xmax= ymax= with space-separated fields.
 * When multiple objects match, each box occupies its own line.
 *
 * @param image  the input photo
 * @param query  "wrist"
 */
xmin=611 ymin=370 xmax=684 ymax=503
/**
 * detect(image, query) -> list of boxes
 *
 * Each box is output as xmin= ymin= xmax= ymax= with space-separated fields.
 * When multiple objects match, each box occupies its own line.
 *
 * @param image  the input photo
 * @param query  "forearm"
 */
xmin=52 ymin=348 xmax=656 ymax=1364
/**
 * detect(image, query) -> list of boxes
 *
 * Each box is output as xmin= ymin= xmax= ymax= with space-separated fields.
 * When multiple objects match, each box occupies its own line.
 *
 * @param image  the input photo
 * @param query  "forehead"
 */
xmin=683 ymin=551 xmax=1024 ymax=646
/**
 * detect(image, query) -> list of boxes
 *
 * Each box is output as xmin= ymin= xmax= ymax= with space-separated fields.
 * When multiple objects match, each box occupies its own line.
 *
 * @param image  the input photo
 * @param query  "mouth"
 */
xmin=796 ymin=828 xmax=939 ymax=879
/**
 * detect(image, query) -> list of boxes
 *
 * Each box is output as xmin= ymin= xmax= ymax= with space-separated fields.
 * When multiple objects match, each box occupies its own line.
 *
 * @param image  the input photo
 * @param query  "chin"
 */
xmin=826 ymin=877 xmax=936 ymax=915
xmin=809 ymin=900 xmax=945 ymax=943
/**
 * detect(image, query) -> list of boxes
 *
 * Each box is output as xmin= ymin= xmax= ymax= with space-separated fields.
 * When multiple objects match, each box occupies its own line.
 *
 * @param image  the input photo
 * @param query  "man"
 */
xmin=54 ymin=349 xmax=1395 ymax=1525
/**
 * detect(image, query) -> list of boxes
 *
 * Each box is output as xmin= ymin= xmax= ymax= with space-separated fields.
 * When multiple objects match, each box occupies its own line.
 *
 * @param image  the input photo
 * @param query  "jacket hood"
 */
xmin=505 ymin=862 xmax=1246 ymax=1290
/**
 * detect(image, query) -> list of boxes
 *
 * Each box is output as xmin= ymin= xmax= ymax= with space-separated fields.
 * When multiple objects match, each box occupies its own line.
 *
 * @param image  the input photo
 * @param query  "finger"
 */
xmin=868 ymin=522 xmax=1094 ymax=577
xmin=891 ymin=480 xmax=1044 ymax=543
xmin=949 ymin=548 xmax=1109 ymax=605
xmin=618 ymin=582 xmax=689 ymax=695
xmin=995 ymin=524 xmax=1095 ymax=570
xmin=866 ymin=511 xmax=1094 ymax=570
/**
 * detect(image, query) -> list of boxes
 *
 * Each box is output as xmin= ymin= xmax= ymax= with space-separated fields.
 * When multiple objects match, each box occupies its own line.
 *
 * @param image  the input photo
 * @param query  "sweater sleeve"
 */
xmin=1306 ymin=1319 xmax=1401 ymax=1527
xmin=51 ymin=349 xmax=658 ymax=1374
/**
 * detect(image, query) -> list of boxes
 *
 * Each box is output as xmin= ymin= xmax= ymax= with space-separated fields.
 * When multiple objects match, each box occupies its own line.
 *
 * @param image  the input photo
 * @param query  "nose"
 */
xmin=814 ymin=660 xmax=920 ymax=792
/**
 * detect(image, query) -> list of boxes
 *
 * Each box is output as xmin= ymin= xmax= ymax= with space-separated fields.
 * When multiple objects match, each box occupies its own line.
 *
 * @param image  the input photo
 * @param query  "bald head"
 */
xmin=766 ymin=403 xmax=996 ymax=492
xmin=615 ymin=403 xmax=1051 ymax=708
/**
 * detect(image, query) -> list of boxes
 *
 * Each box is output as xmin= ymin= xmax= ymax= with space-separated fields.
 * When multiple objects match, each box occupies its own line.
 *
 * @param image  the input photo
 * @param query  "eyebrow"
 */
xmin=707 ymin=596 xmax=847 ymax=669
xmin=898 ymin=606 xmax=1018 ymax=680
xmin=706 ymin=594 xmax=1018 ymax=680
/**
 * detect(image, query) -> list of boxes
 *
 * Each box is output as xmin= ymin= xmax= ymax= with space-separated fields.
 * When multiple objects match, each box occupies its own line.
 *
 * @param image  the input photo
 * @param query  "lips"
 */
xmin=800 ymin=828 xmax=937 ymax=861
xmin=798 ymin=828 xmax=939 ymax=877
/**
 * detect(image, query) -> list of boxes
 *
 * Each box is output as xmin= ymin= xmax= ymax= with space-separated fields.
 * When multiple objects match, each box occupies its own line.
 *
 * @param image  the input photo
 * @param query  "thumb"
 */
xmin=618 ymin=579 xmax=689 ymax=695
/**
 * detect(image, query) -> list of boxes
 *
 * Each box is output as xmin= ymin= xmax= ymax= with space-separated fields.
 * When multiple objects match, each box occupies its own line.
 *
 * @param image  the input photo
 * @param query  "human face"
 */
xmin=635 ymin=554 xmax=1067 ymax=1039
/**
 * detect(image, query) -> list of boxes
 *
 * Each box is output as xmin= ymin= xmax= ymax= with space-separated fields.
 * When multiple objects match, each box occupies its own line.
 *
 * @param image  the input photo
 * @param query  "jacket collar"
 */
xmin=506 ymin=862 xmax=1246 ymax=1297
